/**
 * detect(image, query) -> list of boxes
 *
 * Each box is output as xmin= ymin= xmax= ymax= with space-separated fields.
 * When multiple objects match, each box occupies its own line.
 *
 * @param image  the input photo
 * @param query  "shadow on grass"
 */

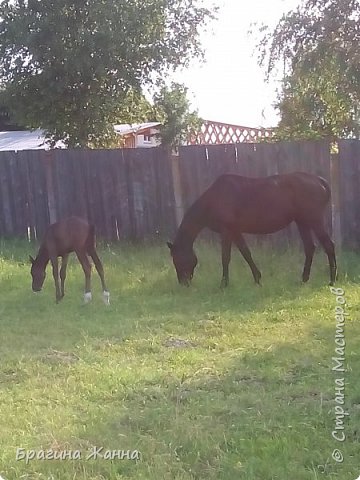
xmin=4 ymin=324 xmax=360 ymax=480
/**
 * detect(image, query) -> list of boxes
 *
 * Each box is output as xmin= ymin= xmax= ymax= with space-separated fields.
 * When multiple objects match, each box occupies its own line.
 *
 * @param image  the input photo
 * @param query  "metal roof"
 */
xmin=0 ymin=129 xmax=65 ymax=152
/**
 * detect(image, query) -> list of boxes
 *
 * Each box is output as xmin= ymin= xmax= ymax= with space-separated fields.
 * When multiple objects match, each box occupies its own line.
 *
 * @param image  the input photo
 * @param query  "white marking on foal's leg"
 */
xmin=84 ymin=292 xmax=92 ymax=304
xmin=102 ymin=290 xmax=110 ymax=305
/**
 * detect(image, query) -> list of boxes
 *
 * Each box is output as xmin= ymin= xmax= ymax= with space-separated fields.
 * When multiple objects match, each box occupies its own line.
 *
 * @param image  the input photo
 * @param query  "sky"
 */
xmin=171 ymin=0 xmax=301 ymax=128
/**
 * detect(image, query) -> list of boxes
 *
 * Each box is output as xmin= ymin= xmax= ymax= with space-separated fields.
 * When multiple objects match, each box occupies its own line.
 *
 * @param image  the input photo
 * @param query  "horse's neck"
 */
xmin=36 ymin=245 xmax=50 ymax=267
xmin=175 ymin=202 xmax=205 ymax=248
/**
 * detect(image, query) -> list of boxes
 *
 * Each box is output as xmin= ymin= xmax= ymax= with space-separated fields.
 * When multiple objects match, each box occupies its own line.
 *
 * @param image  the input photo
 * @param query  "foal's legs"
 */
xmin=233 ymin=232 xmax=262 ymax=285
xmin=76 ymin=250 xmax=92 ymax=303
xmin=220 ymin=232 xmax=232 ymax=288
xmin=87 ymin=247 xmax=110 ymax=304
xmin=60 ymin=254 xmax=69 ymax=299
xmin=50 ymin=255 xmax=61 ymax=303
xmin=87 ymin=248 xmax=108 ymax=292
xmin=296 ymin=222 xmax=315 ymax=283
xmin=312 ymin=223 xmax=337 ymax=285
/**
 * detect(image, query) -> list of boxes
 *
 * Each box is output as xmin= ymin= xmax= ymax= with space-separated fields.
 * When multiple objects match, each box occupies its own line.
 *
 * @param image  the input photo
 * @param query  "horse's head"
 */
xmin=167 ymin=242 xmax=198 ymax=286
xmin=29 ymin=255 xmax=46 ymax=292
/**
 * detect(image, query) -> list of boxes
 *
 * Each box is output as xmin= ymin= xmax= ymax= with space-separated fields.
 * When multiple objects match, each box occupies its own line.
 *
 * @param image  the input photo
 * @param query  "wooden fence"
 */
xmin=186 ymin=120 xmax=273 ymax=145
xmin=0 ymin=147 xmax=176 ymax=241
xmin=0 ymin=139 xmax=359 ymax=249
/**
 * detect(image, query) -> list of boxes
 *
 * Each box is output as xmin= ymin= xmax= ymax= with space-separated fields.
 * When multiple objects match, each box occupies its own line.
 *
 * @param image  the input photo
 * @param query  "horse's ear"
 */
xmin=29 ymin=255 xmax=35 ymax=264
xmin=167 ymin=242 xmax=173 ymax=250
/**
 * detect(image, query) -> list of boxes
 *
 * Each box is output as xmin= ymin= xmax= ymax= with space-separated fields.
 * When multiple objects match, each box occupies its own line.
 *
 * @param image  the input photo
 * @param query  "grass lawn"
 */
xmin=0 ymin=238 xmax=359 ymax=480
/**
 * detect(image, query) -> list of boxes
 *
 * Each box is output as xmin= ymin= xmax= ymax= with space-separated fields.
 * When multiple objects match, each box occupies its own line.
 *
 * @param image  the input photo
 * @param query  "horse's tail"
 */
xmin=86 ymin=224 xmax=96 ymax=250
xmin=319 ymin=176 xmax=331 ymax=204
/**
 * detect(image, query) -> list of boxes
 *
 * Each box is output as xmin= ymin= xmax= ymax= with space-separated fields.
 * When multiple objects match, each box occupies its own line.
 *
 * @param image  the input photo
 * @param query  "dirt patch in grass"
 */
xmin=41 ymin=348 xmax=80 ymax=364
xmin=163 ymin=337 xmax=197 ymax=348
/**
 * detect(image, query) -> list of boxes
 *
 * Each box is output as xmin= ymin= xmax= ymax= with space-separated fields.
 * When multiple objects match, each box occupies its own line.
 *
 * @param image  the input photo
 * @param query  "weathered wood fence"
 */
xmin=0 ymin=147 xmax=176 ymax=241
xmin=0 ymin=139 xmax=359 ymax=248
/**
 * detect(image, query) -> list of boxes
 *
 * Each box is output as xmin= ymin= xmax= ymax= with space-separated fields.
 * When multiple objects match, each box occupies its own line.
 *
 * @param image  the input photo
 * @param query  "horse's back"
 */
xmin=208 ymin=172 xmax=329 ymax=205
xmin=45 ymin=216 xmax=93 ymax=254
xmin=200 ymin=172 xmax=331 ymax=233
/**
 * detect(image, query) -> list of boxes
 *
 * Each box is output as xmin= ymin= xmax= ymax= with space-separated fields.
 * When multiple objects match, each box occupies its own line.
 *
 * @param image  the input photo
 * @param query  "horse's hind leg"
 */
xmin=220 ymin=232 xmax=232 ymax=288
xmin=60 ymin=254 xmax=69 ymax=299
xmin=76 ymin=250 xmax=92 ymax=303
xmin=296 ymin=222 xmax=315 ymax=283
xmin=88 ymin=247 xmax=110 ymax=304
xmin=88 ymin=249 xmax=108 ymax=291
xmin=312 ymin=223 xmax=337 ymax=285
xmin=49 ymin=255 xmax=62 ymax=303
xmin=233 ymin=232 xmax=262 ymax=285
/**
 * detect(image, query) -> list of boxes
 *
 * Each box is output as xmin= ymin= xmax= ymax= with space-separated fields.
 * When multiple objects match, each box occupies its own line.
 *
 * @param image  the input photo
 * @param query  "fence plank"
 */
xmin=27 ymin=150 xmax=49 ymax=240
xmin=338 ymin=140 xmax=360 ymax=248
xmin=0 ymin=153 xmax=14 ymax=235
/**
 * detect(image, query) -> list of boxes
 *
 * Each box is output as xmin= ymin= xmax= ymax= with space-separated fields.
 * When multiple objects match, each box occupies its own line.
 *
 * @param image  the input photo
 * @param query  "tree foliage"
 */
xmin=0 ymin=0 xmax=214 ymax=147
xmin=258 ymin=0 xmax=360 ymax=140
xmin=152 ymin=82 xmax=201 ymax=149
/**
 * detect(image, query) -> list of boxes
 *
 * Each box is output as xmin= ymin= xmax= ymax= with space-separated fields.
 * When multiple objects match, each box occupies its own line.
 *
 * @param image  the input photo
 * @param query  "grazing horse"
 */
xmin=167 ymin=172 xmax=337 ymax=287
xmin=30 ymin=216 xmax=110 ymax=304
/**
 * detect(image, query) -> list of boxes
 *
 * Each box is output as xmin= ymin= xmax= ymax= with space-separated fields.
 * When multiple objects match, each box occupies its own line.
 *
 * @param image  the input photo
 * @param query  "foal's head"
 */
xmin=29 ymin=256 xmax=46 ymax=292
xmin=167 ymin=242 xmax=198 ymax=286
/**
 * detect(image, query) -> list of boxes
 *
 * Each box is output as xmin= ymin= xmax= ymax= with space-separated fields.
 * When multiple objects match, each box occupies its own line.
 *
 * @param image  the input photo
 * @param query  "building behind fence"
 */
xmin=0 ymin=139 xmax=359 ymax=249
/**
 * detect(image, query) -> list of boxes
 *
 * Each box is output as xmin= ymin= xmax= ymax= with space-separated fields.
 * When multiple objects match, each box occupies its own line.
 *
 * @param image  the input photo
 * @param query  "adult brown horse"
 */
xmin=167 ymin=172 xmax=337 ymax=287
xmin=30 ymin=216 xmax=109 ymax=304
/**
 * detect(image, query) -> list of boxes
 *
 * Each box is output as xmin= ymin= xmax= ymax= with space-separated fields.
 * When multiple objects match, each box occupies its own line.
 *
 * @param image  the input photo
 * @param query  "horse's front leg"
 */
xmin=220 ymin=232 xmax=232 ymax=288
xmin=50 ymin=256 xmax=62 ymax=303
xmin=60 ymin=254 xmax=69 ymax=299
xmin=76 ymin=250 xmax=92 ymax=303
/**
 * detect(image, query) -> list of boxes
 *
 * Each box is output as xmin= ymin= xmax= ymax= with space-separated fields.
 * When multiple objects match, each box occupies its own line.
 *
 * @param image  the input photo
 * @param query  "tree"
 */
xmin=0 ymin=0 xmax=215 ymax=147
xmin=152 ymin=82 xmax=202 ymax=149
xmin=257 ymin=0 xmax=360 ymax=140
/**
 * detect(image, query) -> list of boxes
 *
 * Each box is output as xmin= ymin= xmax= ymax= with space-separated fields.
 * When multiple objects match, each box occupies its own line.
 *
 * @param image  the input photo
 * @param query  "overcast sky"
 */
xmin=171 ymin=0 xmax=301 ymax=128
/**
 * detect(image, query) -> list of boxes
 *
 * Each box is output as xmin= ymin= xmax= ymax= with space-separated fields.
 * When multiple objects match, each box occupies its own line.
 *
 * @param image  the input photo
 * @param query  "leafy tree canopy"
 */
xmin=152 ymin=82 xmax=201 ymax=149
xmin=0 ymin=0 xmax=215 ymax=147
xmin=257 ymin=0 xmax=360 ymax=140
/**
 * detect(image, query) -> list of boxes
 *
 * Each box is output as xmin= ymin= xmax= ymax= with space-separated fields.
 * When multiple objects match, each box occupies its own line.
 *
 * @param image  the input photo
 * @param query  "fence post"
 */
xmin=170 ymin=152 xmax=185 ymax=227
xmin=43 ymin=150 xmax=57 ymax=224
xmin=330 ymin=151 xmax=342 ymax=248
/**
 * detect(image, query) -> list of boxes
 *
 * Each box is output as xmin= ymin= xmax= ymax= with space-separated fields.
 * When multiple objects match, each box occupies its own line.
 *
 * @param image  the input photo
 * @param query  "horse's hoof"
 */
xmin=84 ymin=292 xmax=92 ymax=304
xmin=220 ymin=279 xmax=228 ymax=289
xmin=102 ymin=291 xmax=110 ymax=305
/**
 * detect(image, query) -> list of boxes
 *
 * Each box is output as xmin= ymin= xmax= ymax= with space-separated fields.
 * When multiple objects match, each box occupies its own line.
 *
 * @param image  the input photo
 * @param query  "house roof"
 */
xmin=0 ymin=123 xmax=162 ymax=151
xmin=0 ymin=129 xmax=65 ymax=152
xmin=113 ymin=122 xmax=161 ymax=136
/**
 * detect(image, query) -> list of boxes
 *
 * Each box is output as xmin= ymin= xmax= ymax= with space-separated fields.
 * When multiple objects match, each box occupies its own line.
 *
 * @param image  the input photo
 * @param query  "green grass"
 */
xmin=0 ymin=238 xmax=359 ymax=480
